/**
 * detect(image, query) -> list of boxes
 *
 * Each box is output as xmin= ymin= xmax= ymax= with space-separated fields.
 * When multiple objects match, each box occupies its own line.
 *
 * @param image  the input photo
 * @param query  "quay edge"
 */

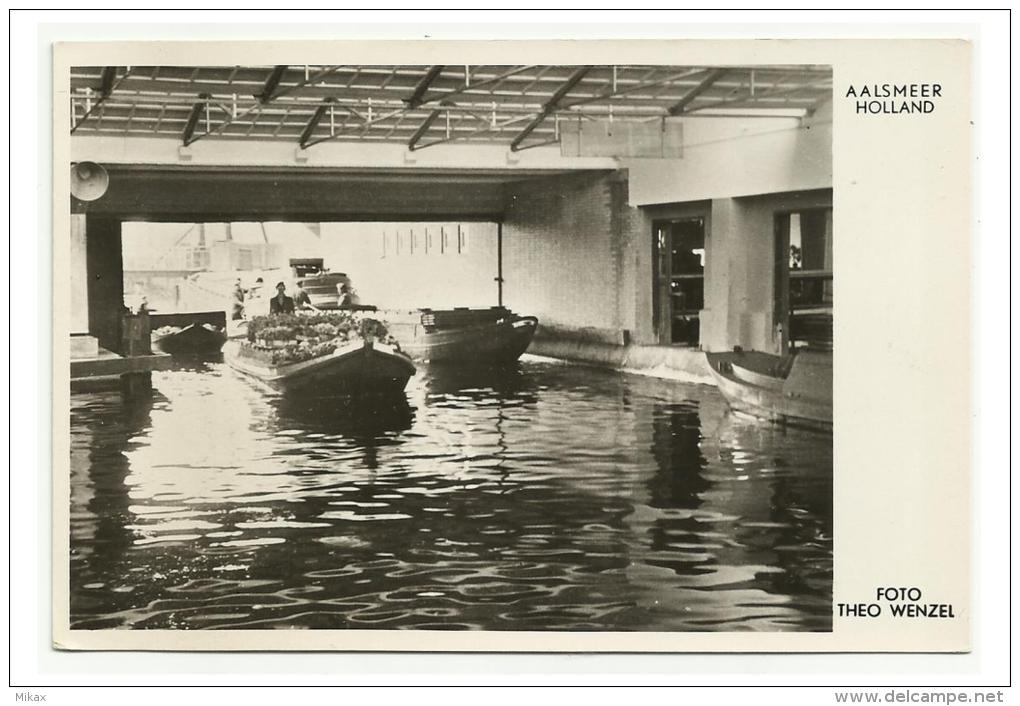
xmin=526 ymin=325 xmax=715 ymax=386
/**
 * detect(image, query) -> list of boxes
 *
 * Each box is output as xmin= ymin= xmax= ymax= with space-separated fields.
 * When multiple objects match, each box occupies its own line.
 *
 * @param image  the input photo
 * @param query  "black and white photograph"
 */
xmin=64 ymin=60 xmax=836 ymax=637
xmin=8 ymin=6 xmax=1008 ymax=699
xmin=41 ymin=27 xmax=984 ymax=663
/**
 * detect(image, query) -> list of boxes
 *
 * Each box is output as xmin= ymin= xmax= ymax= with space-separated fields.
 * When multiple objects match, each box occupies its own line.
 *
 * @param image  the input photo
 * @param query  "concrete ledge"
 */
xmin=527 ymin=336 xmax=715 ymax=386
xmin=534 ymin=322 xmax=628 ymax=346
xmin=71 ymin=350 xmax=174 ymax=379
xmin=70 ymin=334 xmax=99 ymax=359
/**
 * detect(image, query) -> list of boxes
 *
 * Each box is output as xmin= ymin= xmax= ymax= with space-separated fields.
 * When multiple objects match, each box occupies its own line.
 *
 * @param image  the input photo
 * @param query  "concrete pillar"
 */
xmin=70 ymin=214 xmax=90 ymax=333
xmin=627 ymin=206 xmax=655 ymax=345
xmin=85 ymin=217 xmax=124 ymax=352
xmin=608 ymin=176 xmax=636 ymax=341
xmin=701 ymin=198 xmax=735 ymax=351
xmin=613 ymin=177 xmax=655 ymax=345
xmin=703 ymin=198 xmax=779 ymax=354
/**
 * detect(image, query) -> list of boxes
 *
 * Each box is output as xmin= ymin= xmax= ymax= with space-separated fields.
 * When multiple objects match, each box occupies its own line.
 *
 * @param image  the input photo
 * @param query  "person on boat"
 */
xmin=269 ymin=281 xmax=296 ymax=315
xmin=231 ymin=278 xmax=246 ymax=321
xmin=249 ymin=276 xmax=264 ymax=304
xmin=245 ymin=276 xmax=267 ymax=316
xmin=294 ymin=281 xmax=313 ymax=311
xmin=337 ymin=283 xmax=353 ymax=309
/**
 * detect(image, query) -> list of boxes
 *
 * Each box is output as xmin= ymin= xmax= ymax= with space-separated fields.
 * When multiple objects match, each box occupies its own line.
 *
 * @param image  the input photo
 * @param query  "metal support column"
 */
xmin=496 ymin=222 xmax=504 ymax=307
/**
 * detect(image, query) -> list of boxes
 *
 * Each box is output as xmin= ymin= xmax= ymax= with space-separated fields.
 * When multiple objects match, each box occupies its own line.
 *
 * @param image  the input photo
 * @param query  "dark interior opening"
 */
xmin=653 ymin=218 xmax=705 ymax=346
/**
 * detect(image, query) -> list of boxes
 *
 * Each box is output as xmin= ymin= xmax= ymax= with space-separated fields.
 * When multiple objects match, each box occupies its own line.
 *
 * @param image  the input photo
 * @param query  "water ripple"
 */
xmin=69 ymin=359 xmax=832 ymax=631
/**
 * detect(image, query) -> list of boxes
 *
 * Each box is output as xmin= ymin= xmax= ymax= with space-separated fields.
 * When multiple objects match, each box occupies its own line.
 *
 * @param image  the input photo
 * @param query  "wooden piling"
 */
xmin=120 ymin=312 xmax=153 ymax=399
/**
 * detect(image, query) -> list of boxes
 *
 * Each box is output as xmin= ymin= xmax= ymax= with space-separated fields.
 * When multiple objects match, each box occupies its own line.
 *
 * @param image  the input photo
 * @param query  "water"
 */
xmin=69 ymin=357 xmax=832 ymax=632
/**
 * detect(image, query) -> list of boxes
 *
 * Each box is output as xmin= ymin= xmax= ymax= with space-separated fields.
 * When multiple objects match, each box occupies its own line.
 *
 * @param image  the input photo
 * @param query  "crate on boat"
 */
xmin=419 ymin=306 xmax=510 ymax=331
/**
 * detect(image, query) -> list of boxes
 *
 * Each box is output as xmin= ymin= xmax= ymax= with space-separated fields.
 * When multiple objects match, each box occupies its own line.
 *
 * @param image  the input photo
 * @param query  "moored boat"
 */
xmin=386 ymin=307 xmax=538 ymax=363
xmin=224 ymin=338 xmax=414 ymax=394
xmin=152 ymin=323 xmax=227 ymax=356
xmin=705 ymin=349 xmax=832 ymax=429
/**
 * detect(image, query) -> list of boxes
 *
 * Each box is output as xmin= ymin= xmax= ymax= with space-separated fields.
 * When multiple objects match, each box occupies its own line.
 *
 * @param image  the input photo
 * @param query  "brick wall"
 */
xmin=502 ymin=171 xmax=648 ymax=343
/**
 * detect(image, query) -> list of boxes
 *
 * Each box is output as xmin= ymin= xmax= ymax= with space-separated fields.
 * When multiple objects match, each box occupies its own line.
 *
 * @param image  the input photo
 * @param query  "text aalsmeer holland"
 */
xmin=846 ymin=83 xmax=942 ymax=115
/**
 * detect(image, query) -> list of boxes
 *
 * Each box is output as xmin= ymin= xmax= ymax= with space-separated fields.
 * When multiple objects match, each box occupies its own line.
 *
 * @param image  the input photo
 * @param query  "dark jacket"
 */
xmin=270 ymin=294 xmax=295 ymax=315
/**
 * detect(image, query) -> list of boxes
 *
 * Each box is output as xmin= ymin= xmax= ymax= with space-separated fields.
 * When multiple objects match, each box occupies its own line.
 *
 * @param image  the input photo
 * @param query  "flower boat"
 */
xmin=223 ymin=312 xmax=415 ymax=394
xmin=384 ymin=307 xmax=538 ymax=363
xmin=705 ymin=349 xmax=832 ymax=430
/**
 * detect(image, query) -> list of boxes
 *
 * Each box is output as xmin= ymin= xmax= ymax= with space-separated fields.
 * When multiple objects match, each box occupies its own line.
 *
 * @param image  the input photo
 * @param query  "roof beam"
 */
xmin=69 ymin=66 xmax=121 ymax=133
xmin=415 ymin=65 xmax=540 ymax=109
xmin=667 ymin=68 xmax=726 ymax=116
xmin=299 ymin=98 xmax=334 ymax=148
xmin=407 ymin=107 xmax=444 ymax=151
xmin=405 ymin=111 xmax=534 ymax=152
xmin=257 ymin=65 xmax=288 ymax=104
xmin=182 ymin=93 xmax=211 ymax=146
xmin=99 ymin=66 xmax=117 ymax=97
xmin=405 ymin=65 xmax=445 ymax=109
xmin=509 ymin=67 xmax=589 ymax=152
xmin=684 ymin=78 xmax=832 ymax=114
xmin=185 ymin=65 xmax=340 ymax=146
xmin=559 ymin=67 xmax=709 ymax=112
xmin=152 ymin=102 xmax=168 ymax=132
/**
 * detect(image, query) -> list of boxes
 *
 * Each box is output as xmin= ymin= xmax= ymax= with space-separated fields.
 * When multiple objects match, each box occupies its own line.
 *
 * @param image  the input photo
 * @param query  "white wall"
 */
xmin=119 ymin=221 xmax=498 ymax=313
xmin=626 ymin=101 xmax=833 ymax=206
xmin=701 ymin=190 xmax=833 ymax=354
xmin=319 ymin=222 xmax=500 ymax=310
xmin=620 ymin=103 xmax=834 ymax=353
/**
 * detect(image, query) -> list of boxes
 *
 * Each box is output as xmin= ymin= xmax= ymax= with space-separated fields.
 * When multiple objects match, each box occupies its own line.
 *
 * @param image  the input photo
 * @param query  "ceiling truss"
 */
xmin=69 ymin=64 xmax=833 ymax=152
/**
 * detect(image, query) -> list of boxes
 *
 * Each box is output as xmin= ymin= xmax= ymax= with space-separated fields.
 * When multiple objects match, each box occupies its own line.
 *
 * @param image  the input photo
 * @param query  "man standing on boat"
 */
xmin=294 ymin=281 xmax=314 ymax=311
xmin=337 ymin=282 xmax=354 ymax=309
xmin=270 ymin=281 xmax=296 ymax=315
xmin=231 ymin=278 xmax=246 ymax=321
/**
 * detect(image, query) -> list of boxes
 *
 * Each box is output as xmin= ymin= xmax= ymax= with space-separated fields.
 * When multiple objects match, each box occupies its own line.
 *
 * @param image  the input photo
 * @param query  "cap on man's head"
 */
xmin=276 ymin=281 xmax=286 ymax=289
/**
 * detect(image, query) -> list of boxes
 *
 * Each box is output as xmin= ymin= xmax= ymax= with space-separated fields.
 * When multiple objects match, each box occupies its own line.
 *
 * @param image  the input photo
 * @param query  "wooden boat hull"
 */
xmin=389 ymin=316 xmax=538 ymax=363
xmin=706 ymin=350 xmax=832 ymax=429
xmin=223 ymin=339 xmax=415 ymax=394
xmin=153 ymin=324 xmax=227 ymax=356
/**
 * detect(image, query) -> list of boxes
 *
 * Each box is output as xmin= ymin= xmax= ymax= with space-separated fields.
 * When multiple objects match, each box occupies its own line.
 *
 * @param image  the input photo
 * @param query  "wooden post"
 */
xmin=120 ymin=311 xmax=153 ymax=399
xmin=85 ymin=217 xmax=124 ymax=352
xmin=120 ymin=312 xmax=152 ymax=356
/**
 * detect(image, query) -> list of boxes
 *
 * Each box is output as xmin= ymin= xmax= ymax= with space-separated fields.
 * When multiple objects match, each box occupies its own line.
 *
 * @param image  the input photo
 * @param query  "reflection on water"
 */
xmin=70 ymin=358 xmax=832 ymax=631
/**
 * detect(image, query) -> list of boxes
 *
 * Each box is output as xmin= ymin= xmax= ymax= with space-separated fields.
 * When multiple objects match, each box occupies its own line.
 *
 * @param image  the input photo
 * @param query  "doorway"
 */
xmin=774 ymin=208 xmax=833 ymax=352
xmin=653 ymin=218 xmax=706 ymax=346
